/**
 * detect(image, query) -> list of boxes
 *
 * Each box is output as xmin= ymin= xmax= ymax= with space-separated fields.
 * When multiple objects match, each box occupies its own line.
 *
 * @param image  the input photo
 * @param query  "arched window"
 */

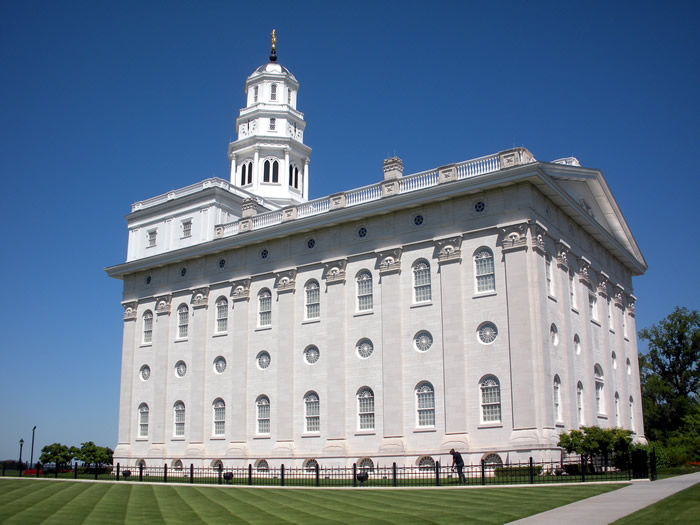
xmin=143 ymin=310 xmax=153 ymax=344
xmin=545 ymin=252 xmax=554 ymax=296
xmin=269 ymin=118 xmax=276 ymax=131
xmin=629 ymin=396 xmax=635 ymax=432
xmin=480 ymin=376 xmax=501 ymax=423
xmin=483 ymin=454 xmax=503 ymax=470
xmin=172 ymin=459 xmax=183 ymax=471
xmin=272 ymin=160 xmax=279 ymax=183
xmin=177 ymin=304 xmax=189 ymax=339
xmin=270 ymin=83 xmax=277 ymax=101
xmin=594 ymin=365 xmax=605 ymax=414
xmin=305 ymin=280 xmax=320 ymax=319
xmin=304 ymin=392 xmax=320 ymax=432
xmin=240 ymin=162 xmax=252 ymax=186
xmin=138 ymin=403 xmax=149 ymax=438
xmin=413 ymin=260 xmax=432 ymax=302
xmin=475 ymin=249 xmax=495 ymax=293
xmin=289 ymin=165 xmax=300 ymax=188
xmin=416 ymin=382 xmax=435 ymax=427
xmin=569 ymin=270 xmax=577 ymax=309
xmin=574 ymin=334 xmax=581 ymax=355
xmin=256 ymin=396 xmax=270 ymax=435
xmin=304 ymin=459 xmax=319 ymax=471
xmin=263 ymin=160 xmax=271 ymax=182
xmin=174 ymin=401 xmax=185 ymax=437
xmin=358 ymin=457 xmax=374 ymax=471
xmin=256 ymin=459 xmax=269 ymax=472
xmin=553 ymin=375 xmax=561 ymax=423
xmin=577 ymin=382 xmax=584 ymax=425
xmin=253 ymin=86 xmax=259 ymax=103
xmin=213 ymin=399 xmax=225 ymax=436
xmin=614 ymin=392 xmax=620 ymax=427
xmin=356 ymin=271 xmax=373 ymax=311
xmin=215 ymin=297 xmax=228 ymax=333
xmin=357 ymin=388 xmax=375 ymax=430
xmin=258 ymin=289 xmax=271 ymax=327
xmin=417 ymin=456 xmax=435 ymax=470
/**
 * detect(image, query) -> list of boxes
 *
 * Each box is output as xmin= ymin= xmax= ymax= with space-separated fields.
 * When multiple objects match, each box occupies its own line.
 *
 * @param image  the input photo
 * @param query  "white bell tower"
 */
xmin=228 ymin=30 xmax=311 ymax=206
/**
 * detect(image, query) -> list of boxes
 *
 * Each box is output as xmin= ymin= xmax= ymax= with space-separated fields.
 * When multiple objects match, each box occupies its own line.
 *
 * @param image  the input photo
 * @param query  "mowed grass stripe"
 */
xmin=82 ymin=484 xmax=132 ymax=524
xmin=246 ymin=487 xmax=357 ymax=524
xmin=207 ymin=486 xmax=299 ymax=523
xmin=0 ymin=479 xmax=97 ymax=524
xmin=177 ymin=486 xmax=251 ymax=524
xmin=185 ymin=485 xmax=295 ymax=524
xmin=123 ymin=484 xmax=166 ymax=523
xmin=151 ymin=484 xmax=208 ymax=525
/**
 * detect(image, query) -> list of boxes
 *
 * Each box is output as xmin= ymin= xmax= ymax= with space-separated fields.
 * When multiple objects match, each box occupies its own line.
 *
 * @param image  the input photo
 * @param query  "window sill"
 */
xmin=255 ymin=326 xmax=272 ymax=332
xmin=210 ymin=436 xmax=225 ymax=440
xmin=174 ymin=338 xmax=188 ymax=343
xmin=548 ymin=294 xmax=557 ymax=302
xmin=171 ymin=437 xmax=185 ymax=441
xmin=609 ymin=328 xmax=615 ymax=334
xmin=624 ymin=336 xmax=630 ymax=342
xmin=354 ymin=311 xmax=374 ymax=318
xmin=410 ymin=302 xmax=432 ymax=309
xmin=301 ymin=433 xmax=321 ymax=438
xmin=555 ymin=423 xmax=565 ymax=428
xmin=354 ymin=431 xmax=376 ymax=436
xmin=571 ymin=307 xmax=579 ymax=315
xmin=253 ymin=435 xmax=271 ymax=440
xmin=302 ymin=319 xmax=321 ymax=325
xmin=473 ymin=291 xmax=497 ymax=299
xmin=477 ymin=423 xmax=503 ymax=429
xmin=597 ymin=414 xmax=608 ymax=420
xmin=212 ymin=332 xmax=228 ymax=338
xmin=135 ymin=438 xmax=148 ymax=442
xmin=413 ymin=427 xmax=436 ymax=433
xmin=139 ymin=343 xmax=152 ymax=348
xmin=590 ymin=319 xmax=601 ymax=327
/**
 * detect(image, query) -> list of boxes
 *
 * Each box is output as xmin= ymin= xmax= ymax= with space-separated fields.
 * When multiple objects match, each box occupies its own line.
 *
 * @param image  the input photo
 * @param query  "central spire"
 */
xmin=270 ymin=29 xmax=277 ymax=62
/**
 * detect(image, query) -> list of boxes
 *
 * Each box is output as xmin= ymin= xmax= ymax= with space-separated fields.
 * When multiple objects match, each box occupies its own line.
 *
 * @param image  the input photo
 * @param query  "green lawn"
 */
xmin=611 ymin=482 xmax=700 ymax=524
xmin=0 ymin=478 xmax=626 ymax=524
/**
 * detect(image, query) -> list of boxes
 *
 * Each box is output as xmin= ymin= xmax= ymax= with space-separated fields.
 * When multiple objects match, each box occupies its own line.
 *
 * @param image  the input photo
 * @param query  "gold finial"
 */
xmin=271 ymin=29 xmax=276 ymax=50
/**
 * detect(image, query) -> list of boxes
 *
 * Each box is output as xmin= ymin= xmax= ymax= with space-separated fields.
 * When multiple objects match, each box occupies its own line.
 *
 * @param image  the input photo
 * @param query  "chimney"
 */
xmin=383 ymin=156 xmax=403 ymax=180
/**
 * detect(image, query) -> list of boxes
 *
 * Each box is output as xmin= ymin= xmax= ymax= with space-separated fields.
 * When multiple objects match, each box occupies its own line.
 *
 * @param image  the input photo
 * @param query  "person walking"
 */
xmin=450 ymin=449 xmax=466 ymax=483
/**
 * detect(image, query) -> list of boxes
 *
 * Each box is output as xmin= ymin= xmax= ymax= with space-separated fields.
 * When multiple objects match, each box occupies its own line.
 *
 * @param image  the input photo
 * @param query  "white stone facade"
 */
xmin=107 ymin=53 xmax=647 ymax=470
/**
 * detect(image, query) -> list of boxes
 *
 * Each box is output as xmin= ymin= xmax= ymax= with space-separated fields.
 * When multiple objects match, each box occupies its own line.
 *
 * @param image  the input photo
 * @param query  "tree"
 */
xmin=76 ymin=441 xmax=113 ymax=472
xmin=39 ymin=443 xmax=78 ymax=471
xmin=558 ymin=426 xmax=633 ymax=469
xmin=638 ymin=306 xmax=700 ymax=441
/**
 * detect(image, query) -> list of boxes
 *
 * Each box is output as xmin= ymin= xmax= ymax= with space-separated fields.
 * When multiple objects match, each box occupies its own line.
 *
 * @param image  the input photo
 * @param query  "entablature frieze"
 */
xmin=435 ymin=236 xmax=463 ymax=264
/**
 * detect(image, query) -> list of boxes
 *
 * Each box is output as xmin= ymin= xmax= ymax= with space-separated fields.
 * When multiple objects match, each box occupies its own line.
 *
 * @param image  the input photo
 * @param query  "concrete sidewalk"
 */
xmin=510 ymin=471 xmax=700 ymax=524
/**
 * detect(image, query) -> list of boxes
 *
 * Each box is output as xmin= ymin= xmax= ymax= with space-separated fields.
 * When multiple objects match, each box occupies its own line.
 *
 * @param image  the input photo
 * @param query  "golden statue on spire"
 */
xmin=271 ymin=29 xmax=276 ymax=51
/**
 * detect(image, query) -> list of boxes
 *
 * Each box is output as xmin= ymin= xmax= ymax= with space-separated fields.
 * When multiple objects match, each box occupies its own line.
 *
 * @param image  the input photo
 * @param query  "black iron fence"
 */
xmin=2 ymin=451 xmax=655 ymax=486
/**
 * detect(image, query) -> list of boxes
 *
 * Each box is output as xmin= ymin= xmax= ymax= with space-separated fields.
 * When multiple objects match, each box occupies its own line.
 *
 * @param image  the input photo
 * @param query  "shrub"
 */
xmin=494 ymin=465 xmax=543 ymax=478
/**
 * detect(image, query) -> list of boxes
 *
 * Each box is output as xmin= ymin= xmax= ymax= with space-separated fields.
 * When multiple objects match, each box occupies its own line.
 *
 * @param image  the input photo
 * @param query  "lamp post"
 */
xmin=30 ymin=426 xmax=37 ymax=468
xmin=19 ymin=439 xmax=24 ymax=471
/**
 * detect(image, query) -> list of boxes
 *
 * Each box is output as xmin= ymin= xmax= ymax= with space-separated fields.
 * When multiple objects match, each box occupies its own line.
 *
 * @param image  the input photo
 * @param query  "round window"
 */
xmin=357 ymin=227 xmax=367 ymax=238
xmin=306 ymin=238 xmax=316 ymax=250
xmin=474 ymin=201 xmax=486 ymax=213
xmin=175 ymin=361 xmax=187 ymax=377
xmin=304 ymin=346 xmax=320 ymax=364
xmin=140 ymin=365 xmax=150 ymax=381
xmin=218 ymin=259 xmax=226 ymax=268
xmin=257 ymin=351 xmax=271 ymax=369
xmin=478 ymin=322 xmax=498 ymax=344
xmin=214 ymin=356 xmax=227 ymax=374
xmin=180 ymin=267 xmax=187 ymax=277
xmin=145 ymin=275 xmax=152 ymax=285
xmin=414 ymin=331 xmax=433 ymax=352
xmin=260 ymin=249 xmax=269 ymax=260
xmin=413 ymin=215 xmax=424 ymax=226
xmin=357 ymin=339 xmax=374 ymax=359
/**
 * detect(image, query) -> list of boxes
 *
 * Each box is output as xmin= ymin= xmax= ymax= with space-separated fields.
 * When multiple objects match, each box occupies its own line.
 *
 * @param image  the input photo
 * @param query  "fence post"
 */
xmin=281 ymin=464 xmax=285 ymax=487
xmin=353 ymin=463 xmax=357 ymax=487
xmin=116 ymin=463 xmax=120 ymax=481
xmin=435 ymin=461 xmax=440 ymax=486
xmin=218 ymin=463 xmax=223 ymax=485
xmin=139 ymin=463 xmax=143 ymax=482
xmin=315 ymin=463 xmax=320 ymax=487
xmin=529 ymin=457 xmax=534 ymax=484
xmin=245 ymin=464 xmax=251 ymax=486
xmin=164 ymin=463 xmax=168 ymax=484
xmin=36 ymin=463 xmax=40 ymax=478
xmin=74 ymin=462 xmax=78 ymax=479
xmin=650 ymin=448 xmax=657 ymax=481
xmin=392 ymin=462 xmax=397 ymax=487
xmin=190 ymin=464 xmax=194 ymax=484
xmin=581 ymin=455 xmax=586 ymax=483
xmin=481 ymin=460 xmax=485 ymax=486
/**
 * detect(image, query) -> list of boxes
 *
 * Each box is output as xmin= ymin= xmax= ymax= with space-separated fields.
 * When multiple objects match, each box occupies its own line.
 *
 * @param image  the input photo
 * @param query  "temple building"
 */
xmin=107 ymin=35 xmax=647 ymax=471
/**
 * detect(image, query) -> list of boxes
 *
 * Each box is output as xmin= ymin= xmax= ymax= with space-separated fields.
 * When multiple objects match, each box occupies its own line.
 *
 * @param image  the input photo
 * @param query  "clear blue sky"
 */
xmin=1 ymin=0 xmax=698 ymax=462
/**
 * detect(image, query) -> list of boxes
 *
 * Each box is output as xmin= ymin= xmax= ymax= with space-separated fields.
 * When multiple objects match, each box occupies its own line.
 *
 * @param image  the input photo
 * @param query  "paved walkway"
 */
xmin=510 ymin=471 xmax=700 ymax=524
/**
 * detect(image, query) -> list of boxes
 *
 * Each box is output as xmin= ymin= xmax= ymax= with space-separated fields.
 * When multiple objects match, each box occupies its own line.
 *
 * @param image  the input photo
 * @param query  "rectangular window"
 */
xmin=475 ymin=250 xmax=495 ymax=293
xmin=178 ymin=308 xmax=189 ymax=338
xmin=589 ymin=293 xmax=598 ymax=321
xmin=257 ymin=403 xmax=270 ymax=434
xmin=306 ymin=286 xmax=320 ymax=319
xmin=357 ymin=273 xmax=373 ymax=311
xmin=147 ymin=230 xmax=157 ymax=247
xmin=358 ymin=392 xmax=375 ymax=430
xmin=569 ymin=271 xmax=577 ymax=309
xmin=481 ymin=385 xmax=501 ymax=422
xmin=417 ymin=390 xmax=435 ymax=426
xmin=182 ymin=220 xmax=192 ymax=238
xmin=214 ymin=405 xmax=225 ymax=436
xmin=623 ymin=307 xmax=628 ymax=337
xmin=174 ymin=407 xmax=185 ymax=437
xmin=545 ymin=255 xmax=554 ymax=296
xmin=269 ymin=118 xmax=276 ymax=131
xmin=607 ymin=298 xmax=614 ymax=330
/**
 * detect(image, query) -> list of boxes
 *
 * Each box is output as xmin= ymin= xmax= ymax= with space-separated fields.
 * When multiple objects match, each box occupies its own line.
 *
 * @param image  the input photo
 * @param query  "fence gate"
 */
xmin=631 ymin=449 xmax=649 ymax=479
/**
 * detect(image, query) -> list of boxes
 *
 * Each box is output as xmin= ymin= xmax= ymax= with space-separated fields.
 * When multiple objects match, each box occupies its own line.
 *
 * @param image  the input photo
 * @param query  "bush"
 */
xmin=494 ymin=465 xmax=543 ymax=478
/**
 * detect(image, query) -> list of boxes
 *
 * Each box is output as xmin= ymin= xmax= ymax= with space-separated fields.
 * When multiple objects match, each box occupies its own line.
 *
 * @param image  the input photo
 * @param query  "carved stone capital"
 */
xmin=323 ymin=259 xmax=347 ymax=283
xmin=191 ymin=287 xmax=210 ymax=308
xmin=614 ymin=285 xmax=625 ymax=308
xmin=123 ymin=301 xmax=138 ymax=321
xmin=499 ymin=223 xmax=528 ymax=252
xmin=275 ymin=270 xmax=297 ymax=292
xmin=377 ymin=248 xmax=402 ymax=274
xmin=577 ymin=257 xmax=593 ymax=288
xmin=530 ymin=223 xmax=547 ymax=254
xmin=435 ymin=236 xmax=463 ymax=264
xmin=556 ymin=241 xmax=571 ymax=270
xmin=597 ymin=272 xmax=610 ymax=297
xmin=231 ymin=279 xmax=251 ymax=301
xmin=155 ymin=294 xmax=172 ymax=315
xmin=242 ymin=198 xmax=261 ymax=218
xmin=627 ymin=294 xmax=636 ymax=316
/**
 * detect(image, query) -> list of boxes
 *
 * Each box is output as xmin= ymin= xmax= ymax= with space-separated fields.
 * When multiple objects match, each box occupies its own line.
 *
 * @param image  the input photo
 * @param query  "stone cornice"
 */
xmin=275 ymin=270 xmax=297 ymax=292
xmin=435 ymin=236 xmax=462 ymax=264
xmin=499 ymin=222 xmax=528 ymax=253
xmin=191 ymin=287 xmax=210 ymax=308
xmin=155 ymin=294 xmax=172 ymax=315
xmin=323 ymin=259 xmax=347 ymax=284
xmin=376 ymin=248 xmax=402 ymax=275
xmin=123 ymin=301 xmax=138 ymax=321
xmin=231 ymin=279 xmax=251 ymax=301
